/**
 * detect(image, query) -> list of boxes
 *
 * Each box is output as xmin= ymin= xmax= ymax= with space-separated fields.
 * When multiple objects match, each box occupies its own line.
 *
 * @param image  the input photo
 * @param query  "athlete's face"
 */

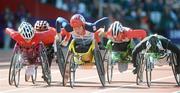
xmin=73 ymin=26 xmax=85 ymax=35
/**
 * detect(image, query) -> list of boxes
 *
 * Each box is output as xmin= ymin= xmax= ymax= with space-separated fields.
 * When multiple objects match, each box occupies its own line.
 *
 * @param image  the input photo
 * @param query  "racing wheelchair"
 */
xmin=62 ymin=39 xmax=105 ymax=88
xmin=8 ymin=42 xmax=51 ymax=87
xmin=103 ymin=40 xmax=134 ymax=83
xmin=136 ymin=49 xmax=180 ymax=87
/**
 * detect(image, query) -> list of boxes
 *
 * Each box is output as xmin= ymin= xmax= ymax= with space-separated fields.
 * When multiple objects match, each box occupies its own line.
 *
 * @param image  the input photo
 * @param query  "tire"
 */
xmin=145 ymin=56 xmax=152 ymax=87
xmin=8 ymin=52 xmax=16 ymax=85
xmin=56 ymin=41 xmax=65 ymax=77
xmin=70 ymin=62 xmax=76 ymax=88
xmin=136 ymin=54 xmax=145 ymax=85
xmin=94 ymin=48 xmax=105 ymax=87
xmin=170 ymin=53 xmax=180 ymax=86
xmin=14 ymin=61 xmax=21 ymax=87
xmin=103 ymin=49 xmax=113 ymax=84
xmin=63 ymin=51 xmax=73 ymax=86
xmin=40 ymin=43 xmax=51 ymax=86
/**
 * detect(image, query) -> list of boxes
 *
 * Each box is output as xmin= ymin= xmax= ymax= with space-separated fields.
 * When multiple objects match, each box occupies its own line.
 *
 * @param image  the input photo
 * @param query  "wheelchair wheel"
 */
xmin=63 ymin=51 xmax=73 ymax=86
xmin=170 ymin=53 xmax=180 ymax=86
xmin=56 ymin=41 xmax=65 ymax=77
xmin=8 ymin=52 xmax=17 ymax=85
xmin=40 ymin=43 xmax=51 ymax=86
xmin=94 ymin=48 xmax=105 ymax=87
xmin=103 ymin=49 xmax=113 ymax=83
xmin=136 ymin=54 xmax=145 ymax=85
xmin=13 ymin=54 xmax=22 ymax=87
xmin=145 ymin=56 xmax=152 ymax=87
xmin=70 ymin=61 xmax=77 ymax=88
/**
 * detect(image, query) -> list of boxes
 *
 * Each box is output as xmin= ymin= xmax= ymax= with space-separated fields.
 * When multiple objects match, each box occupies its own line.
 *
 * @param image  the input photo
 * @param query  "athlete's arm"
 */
xmin=126 ymin=29 xmax=147 ymax=40
xmin=85 ymin=17 xmax=110 ymax=33
xmin=56 ymin=17 xmax=73 ymax=33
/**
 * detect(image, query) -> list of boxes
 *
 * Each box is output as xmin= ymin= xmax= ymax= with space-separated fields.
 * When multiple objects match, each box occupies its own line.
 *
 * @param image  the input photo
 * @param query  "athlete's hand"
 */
xmin=61 ymin=40 xmax=68 ymax=47
xmin=97 ymin=28 xmax=105 ymax=37
xmin=55 ymin=33 xmax=62 ymax=42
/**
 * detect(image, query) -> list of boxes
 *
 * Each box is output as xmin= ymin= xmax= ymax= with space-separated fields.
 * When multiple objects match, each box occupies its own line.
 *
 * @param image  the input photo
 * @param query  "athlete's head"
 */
xmin=18 ymin=21 xmax=35 ymax=40
xmin=110 ymin=21 xmax=125 ymax=41
xmin=34 ymin=20 xmax=50 ymax=31
xmin=70 ymin=14 xmax=86 ymax=35
xmin=146 ymin=34 xmax=163 ymax=52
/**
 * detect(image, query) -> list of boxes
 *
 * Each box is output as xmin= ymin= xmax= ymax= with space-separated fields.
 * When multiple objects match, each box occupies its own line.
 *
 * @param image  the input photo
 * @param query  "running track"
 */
xmin=0 ymin=50 xmax=179 ymax=93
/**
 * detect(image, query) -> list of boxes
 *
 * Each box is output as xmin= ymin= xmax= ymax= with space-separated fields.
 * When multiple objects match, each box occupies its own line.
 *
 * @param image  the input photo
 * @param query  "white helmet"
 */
xmin=34 ymin=20 xmax=50 ymax=31
xmin=111 ymin=21 xmax=124 ymax=36
xmin=18 ymin=22 xmax=35 ymax=40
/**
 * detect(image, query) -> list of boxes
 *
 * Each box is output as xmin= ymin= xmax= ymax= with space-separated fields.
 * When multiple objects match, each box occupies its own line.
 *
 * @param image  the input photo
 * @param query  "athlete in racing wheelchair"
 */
xmin=55 ymin=14 xmax=110 ymax=87
xmin=99 ymin=21 xmax=147 ymax=83
xmin=132 ymin=34 xmax=180 ymax=87
xmin=6 ymin=22 xmax=55 ymax=87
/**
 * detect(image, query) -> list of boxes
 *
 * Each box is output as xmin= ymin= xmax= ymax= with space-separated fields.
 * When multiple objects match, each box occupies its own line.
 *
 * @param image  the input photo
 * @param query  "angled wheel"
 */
xmin=136 ymin=54 xmax=145 ymax=85
xmin=56 ymin=40 xmax=65 ymax=77
xmin=63 ymin=51 xmax=73 ymax=86
xmin=145 ymin=56 xmax=152 ymax=88
xmin=70 ymin=61 xmax=77 ymax=88
xmin=14 ymin=53 xmax=22 ymax=87
xmin=170 ymin=53 xmax=180 ymax=86
xmin=8 ymin=52 xmax=16 ymax=85
xmin=9 ymin=44 xmax=20 ymax=85
xmin=94 ymin=48 xmax=105 ymax=87
xmin=39 ymin=43 xmax=51 ymax=86
xmin=103 ymin=49 xmax=113 ymax=83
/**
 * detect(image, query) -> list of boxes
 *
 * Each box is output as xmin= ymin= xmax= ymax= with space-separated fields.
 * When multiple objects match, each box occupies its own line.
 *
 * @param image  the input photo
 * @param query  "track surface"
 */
xmin=0 ymin=50 xmax=179 ymax=93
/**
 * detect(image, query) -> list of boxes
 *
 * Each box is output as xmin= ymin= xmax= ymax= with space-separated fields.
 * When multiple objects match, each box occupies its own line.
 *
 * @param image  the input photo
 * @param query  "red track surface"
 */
xmin=0 ymin=50 xmax=179 ymax=93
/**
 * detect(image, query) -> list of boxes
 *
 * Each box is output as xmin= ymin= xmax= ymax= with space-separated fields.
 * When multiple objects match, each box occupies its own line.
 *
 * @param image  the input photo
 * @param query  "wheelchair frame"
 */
xmin=103 ymin=40 xmax=132 ymax=84
xmin=8 ymin=42 xmax=51 ymax=87
xmin=136 ymin=50 xmax=180 ymax=87
xmin=62 ymin=39 xmax=105 ymax=88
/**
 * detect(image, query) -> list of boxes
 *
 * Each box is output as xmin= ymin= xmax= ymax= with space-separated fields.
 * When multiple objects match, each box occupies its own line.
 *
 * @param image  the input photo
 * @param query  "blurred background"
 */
xmin=0 ymin=0 xmax=180 ymax=51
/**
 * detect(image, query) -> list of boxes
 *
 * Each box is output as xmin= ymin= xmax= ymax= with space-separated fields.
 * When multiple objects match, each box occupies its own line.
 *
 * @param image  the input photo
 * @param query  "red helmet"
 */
xmin=70 ymin=14 xmax=85 ymax=27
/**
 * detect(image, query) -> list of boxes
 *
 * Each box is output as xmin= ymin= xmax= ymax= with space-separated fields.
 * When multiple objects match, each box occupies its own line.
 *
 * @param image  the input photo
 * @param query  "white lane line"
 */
xmin=91 ymin=76 xmax=174 ymax=93
xmin=0 ymin=70 xmax=132 ymax=93
xmin=0 ymin=66 xmax=174 ymax=93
